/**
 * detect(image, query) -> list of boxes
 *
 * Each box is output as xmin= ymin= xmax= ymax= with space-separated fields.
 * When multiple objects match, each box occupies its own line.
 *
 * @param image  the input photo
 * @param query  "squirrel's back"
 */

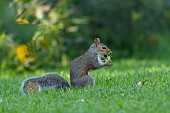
xmin=20 ymin=73 xmax=70 ymax=93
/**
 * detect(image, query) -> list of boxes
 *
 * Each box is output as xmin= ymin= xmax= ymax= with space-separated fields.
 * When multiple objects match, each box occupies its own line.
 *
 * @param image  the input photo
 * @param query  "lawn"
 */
xmin=0 ymin=59 xmax=170 ymax=113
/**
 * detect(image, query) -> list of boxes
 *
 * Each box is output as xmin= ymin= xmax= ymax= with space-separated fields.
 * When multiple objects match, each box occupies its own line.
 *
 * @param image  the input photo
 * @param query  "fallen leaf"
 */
xmin=136 ymin=80 xmax=149 ymax=87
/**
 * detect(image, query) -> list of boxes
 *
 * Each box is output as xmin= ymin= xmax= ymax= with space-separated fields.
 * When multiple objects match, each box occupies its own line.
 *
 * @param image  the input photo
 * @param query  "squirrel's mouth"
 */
xmin=102 ymin=54 xmax=110 ymax=58
xmin=100 ymin=53 xmax=112 ymax=63
xmin=103 ymin=54 xmax=108 ymax=58
xmin=98 ymin=53 xmax=112 ymax=63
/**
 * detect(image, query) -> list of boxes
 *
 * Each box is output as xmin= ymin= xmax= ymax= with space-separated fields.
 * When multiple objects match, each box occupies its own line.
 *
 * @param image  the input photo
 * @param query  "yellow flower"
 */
xmin=15 ymin=45 xmax=36 ymax=66
xmin=16 ymin=18 xmax=29 ymax=24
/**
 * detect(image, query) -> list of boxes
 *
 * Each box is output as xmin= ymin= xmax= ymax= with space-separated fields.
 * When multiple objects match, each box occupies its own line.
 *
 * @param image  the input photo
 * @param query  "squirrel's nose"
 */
xmin=109 ymin=52 xmax=112 ymax=55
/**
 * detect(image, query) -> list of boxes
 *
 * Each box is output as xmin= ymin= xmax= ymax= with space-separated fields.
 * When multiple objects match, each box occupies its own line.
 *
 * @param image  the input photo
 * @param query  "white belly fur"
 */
xmin=98 ymin=55 xmax=104 ymax=65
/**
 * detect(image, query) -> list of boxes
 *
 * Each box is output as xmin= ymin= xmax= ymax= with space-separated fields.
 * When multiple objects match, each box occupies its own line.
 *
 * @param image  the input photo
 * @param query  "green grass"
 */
xmin=0 ymin=59 xmax=170 ymax=113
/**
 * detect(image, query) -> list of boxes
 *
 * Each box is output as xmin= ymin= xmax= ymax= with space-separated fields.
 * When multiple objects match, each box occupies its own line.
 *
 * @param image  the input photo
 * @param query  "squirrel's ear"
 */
xmin=93 ymin=38 xmax=100 ymax=47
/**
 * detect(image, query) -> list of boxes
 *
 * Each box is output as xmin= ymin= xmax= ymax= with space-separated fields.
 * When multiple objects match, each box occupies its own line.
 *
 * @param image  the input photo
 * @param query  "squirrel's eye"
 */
xmin=101 ymin=46 xmax=106 ymax=50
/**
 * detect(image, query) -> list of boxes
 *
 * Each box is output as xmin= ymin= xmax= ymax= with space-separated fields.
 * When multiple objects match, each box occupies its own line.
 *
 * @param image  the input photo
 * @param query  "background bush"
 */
xmin=0 ymin=0 xmax=170 ymax=72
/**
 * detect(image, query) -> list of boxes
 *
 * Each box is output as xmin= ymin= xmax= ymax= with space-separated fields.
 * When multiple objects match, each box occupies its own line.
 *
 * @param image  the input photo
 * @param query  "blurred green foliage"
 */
xmin=0 ymin=0 xmax=170 ymax=72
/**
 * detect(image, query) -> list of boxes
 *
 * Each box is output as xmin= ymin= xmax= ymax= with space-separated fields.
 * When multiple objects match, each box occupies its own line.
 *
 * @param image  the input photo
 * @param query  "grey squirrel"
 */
xmin=20 ymin=38 xmax=112 ymax=93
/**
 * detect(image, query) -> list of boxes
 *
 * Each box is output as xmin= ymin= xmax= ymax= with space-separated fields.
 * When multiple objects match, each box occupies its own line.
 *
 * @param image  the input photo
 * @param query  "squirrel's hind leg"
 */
xmin=71 ymin=76 xmax=95 ymax=88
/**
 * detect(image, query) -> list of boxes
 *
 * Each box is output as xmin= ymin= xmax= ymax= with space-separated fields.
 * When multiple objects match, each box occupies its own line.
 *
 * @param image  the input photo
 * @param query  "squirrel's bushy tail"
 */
xmin=20 ymin=79 xmax=40 ymax=93
xmin=20 ymin=73 xmax=70 ymax=93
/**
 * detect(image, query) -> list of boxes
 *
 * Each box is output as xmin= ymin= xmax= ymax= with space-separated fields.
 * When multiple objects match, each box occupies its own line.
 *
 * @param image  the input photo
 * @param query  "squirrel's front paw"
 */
xmin=105 ymin=61 xmax=112 ymax=67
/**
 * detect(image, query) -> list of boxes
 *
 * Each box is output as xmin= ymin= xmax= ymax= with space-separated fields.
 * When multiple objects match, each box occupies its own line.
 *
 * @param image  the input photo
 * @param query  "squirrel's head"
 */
xmin=91 ymin=38 xmax=112 ymax=58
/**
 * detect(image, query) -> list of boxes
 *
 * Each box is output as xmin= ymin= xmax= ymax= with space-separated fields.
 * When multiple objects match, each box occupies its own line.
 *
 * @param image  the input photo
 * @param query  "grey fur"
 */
xmin=20 ymin=73 xmax=70 ymax=93
xmin=70 ymin=42 xmax=112 ymax=88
